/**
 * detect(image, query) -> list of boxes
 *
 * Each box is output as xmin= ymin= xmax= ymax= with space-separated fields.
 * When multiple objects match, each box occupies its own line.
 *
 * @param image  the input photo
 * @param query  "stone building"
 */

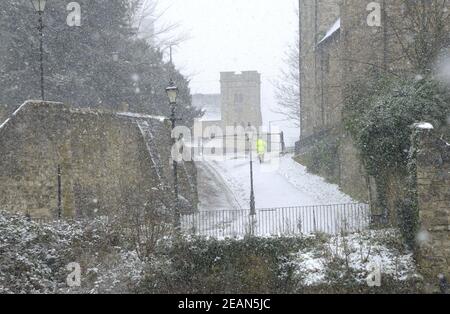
xmin=297 ymin=0 xmax=436 ymax=200
xmin=220 ymin=71 xmax=262 ymax=129
xmin=192 ymin=71 xmax=263 ymax=131
xmin=192 ymin=71 xmax=264 ymax=154
xmin=0 ymin=100 xmax=198 ymax=219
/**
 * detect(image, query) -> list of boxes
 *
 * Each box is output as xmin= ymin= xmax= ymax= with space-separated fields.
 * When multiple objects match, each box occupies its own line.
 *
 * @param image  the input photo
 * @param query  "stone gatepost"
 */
xmin=413 ymin=124 xmax=450 ymax=289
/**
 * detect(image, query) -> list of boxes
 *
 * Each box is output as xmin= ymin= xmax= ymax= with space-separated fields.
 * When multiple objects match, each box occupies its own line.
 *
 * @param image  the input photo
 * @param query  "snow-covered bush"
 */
xmin=136 ymin=236 xmax=315 ymax=294
xmin=0 ymin=212 xmax=145 ymax=294
xmin=0 ymin=211 xmax=422 ymax=294
xmin=0 ymin=212 xmax=82 ymax=294
xmin=136 ymin=232 xmax=421 ymax=294
xmin=291 ymin=230 xmax=419 ymax=288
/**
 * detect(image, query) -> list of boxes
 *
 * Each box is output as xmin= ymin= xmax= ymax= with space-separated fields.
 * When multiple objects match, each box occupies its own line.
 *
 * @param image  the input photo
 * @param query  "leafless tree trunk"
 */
xmin=273 ymin=8 xmax=300 ymax=127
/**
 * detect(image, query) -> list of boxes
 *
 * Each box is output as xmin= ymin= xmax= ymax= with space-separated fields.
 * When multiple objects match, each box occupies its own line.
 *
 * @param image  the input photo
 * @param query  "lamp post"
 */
xmin=246 ymin=124 xmax=256 ymax=216
xmin=31 ymin=0 xmax=46 ymax=101
xmin=166 ymin=80 xmax=180 ymax=228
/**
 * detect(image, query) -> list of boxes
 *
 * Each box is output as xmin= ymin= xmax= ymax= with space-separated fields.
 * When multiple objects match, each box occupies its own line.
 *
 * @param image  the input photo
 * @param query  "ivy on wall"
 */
xmin=343 ymin=73 xmax=450 ymax=245
xmin=344 ymin=74 xmax=449 ymax=177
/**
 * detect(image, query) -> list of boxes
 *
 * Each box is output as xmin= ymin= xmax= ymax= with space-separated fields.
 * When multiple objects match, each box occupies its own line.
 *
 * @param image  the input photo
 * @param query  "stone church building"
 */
xmin=193 ymin=71 xmax=262 ymax=131
xmin=297 ymin=0 xmax=435 ymax=200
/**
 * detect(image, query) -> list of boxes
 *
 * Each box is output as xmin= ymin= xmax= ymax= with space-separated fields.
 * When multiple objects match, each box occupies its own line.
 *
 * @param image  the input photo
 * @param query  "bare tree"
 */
xmin=132 ymin=0 xmax=189 ymax=49
xmin=388 ymin=0 xmax=450 ymax=73
xmin=273 ymin=9 xmax=300 ymax=127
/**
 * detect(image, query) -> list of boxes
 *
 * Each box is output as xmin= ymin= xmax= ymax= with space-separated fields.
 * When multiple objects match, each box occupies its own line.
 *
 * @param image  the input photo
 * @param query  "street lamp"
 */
xmin=166 ymin=81 xmax=178 ymax=104
xmin=166 ymin=80 xmax=180 ymax=228
xmin=30 ymin=0 xmax=46 ymax=101
xmin=246 ymin=123 xmax=256 ymax=217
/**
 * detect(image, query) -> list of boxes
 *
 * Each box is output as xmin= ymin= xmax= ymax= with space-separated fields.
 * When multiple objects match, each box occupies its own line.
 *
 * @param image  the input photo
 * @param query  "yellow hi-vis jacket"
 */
xmin=256 ymin=139 xmax=266 ymax=155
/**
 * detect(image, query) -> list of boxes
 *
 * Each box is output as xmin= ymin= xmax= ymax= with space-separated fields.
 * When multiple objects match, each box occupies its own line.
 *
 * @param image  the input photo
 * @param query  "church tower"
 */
xmin=220 ymin=71 xmax=262 ymax=129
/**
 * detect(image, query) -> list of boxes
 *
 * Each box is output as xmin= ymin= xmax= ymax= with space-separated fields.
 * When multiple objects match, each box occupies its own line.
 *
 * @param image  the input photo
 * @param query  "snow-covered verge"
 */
xmin=0 ymin=211 xmax=423 ymax=294
xmin=277 ymin=154 xmax=355 ymax=205
xmin=289 ymin=230 xmax=420 ymax=288
xmin=138 ymin=231 xmax=423 ymax=294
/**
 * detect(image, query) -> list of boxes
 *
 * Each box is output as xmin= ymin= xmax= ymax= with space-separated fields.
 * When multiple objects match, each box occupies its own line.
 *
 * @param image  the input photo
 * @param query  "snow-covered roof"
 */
xmin=318 ymin=18 xmax=341 ymax=45
xmin=0 ymin=100 xmax=64 ymax=131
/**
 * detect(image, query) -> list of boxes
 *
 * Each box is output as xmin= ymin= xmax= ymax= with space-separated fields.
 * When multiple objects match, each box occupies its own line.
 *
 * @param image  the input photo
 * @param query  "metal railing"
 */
xmin=181 ymin=203 xmax=371 ymax=238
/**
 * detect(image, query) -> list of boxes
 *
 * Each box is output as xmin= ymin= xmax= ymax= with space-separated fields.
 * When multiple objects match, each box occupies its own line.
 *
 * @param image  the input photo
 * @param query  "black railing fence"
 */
xmin=29 ymin=203 xmax=371 ymax=238
xmin=181 ymin=203 xmax=371 ymax=238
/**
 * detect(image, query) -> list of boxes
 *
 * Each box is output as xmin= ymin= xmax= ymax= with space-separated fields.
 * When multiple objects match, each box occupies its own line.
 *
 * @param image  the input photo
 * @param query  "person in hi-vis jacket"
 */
xmin=256 ymin=138 xmax=266 ymax=164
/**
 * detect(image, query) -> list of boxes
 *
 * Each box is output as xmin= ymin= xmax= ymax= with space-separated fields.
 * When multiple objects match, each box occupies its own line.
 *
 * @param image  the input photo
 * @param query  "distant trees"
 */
xmin=0 ymin=0 xmax=200 ymax=124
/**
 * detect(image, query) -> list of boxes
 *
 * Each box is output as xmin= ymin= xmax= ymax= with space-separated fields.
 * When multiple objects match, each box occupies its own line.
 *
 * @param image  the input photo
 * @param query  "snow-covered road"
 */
xmin=204 ymin=153 xmax=354 ymax=209
xmin=187 ymin=153 xmax=366 ymax=238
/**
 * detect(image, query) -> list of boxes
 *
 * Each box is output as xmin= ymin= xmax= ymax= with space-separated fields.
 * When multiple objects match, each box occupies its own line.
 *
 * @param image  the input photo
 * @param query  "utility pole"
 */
xmin=57 ymin=164 xmax=62 ymax=219
xmin=38 ymin=11 xmax=44 ymax=101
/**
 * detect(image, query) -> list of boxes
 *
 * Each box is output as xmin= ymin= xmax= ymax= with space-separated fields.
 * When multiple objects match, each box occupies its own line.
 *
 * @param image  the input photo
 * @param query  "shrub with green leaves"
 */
xmin=344 ymin=75 xmax=450 ymax=176
xmin=137 ymin=236 xmax=317 ymax=294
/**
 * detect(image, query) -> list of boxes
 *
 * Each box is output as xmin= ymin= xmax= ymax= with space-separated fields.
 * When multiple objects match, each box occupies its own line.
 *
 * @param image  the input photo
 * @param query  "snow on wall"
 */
xmin=318 ymin=18 xmax=340 ymax=45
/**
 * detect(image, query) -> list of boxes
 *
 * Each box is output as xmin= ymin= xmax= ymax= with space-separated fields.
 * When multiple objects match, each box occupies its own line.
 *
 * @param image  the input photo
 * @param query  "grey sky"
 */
xmin=157 ymin=0 xmax=299 ymax=144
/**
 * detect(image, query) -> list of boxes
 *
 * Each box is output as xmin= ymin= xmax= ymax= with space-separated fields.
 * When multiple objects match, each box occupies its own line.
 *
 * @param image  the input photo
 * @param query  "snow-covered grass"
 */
xmin=277 ymin=154 xmax=355 ymax=205
xmin=290 ymin=229 xmax=418 ymax=287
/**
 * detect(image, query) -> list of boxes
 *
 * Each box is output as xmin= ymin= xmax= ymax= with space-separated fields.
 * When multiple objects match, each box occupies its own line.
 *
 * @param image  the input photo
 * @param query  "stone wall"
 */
xmin=0 ymin=101 xmax=198 ymax=218
xmin=414 ymin=127 xmax=450 ymax=283
xmin=0 ymin=104 xmax=13 ymax=125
